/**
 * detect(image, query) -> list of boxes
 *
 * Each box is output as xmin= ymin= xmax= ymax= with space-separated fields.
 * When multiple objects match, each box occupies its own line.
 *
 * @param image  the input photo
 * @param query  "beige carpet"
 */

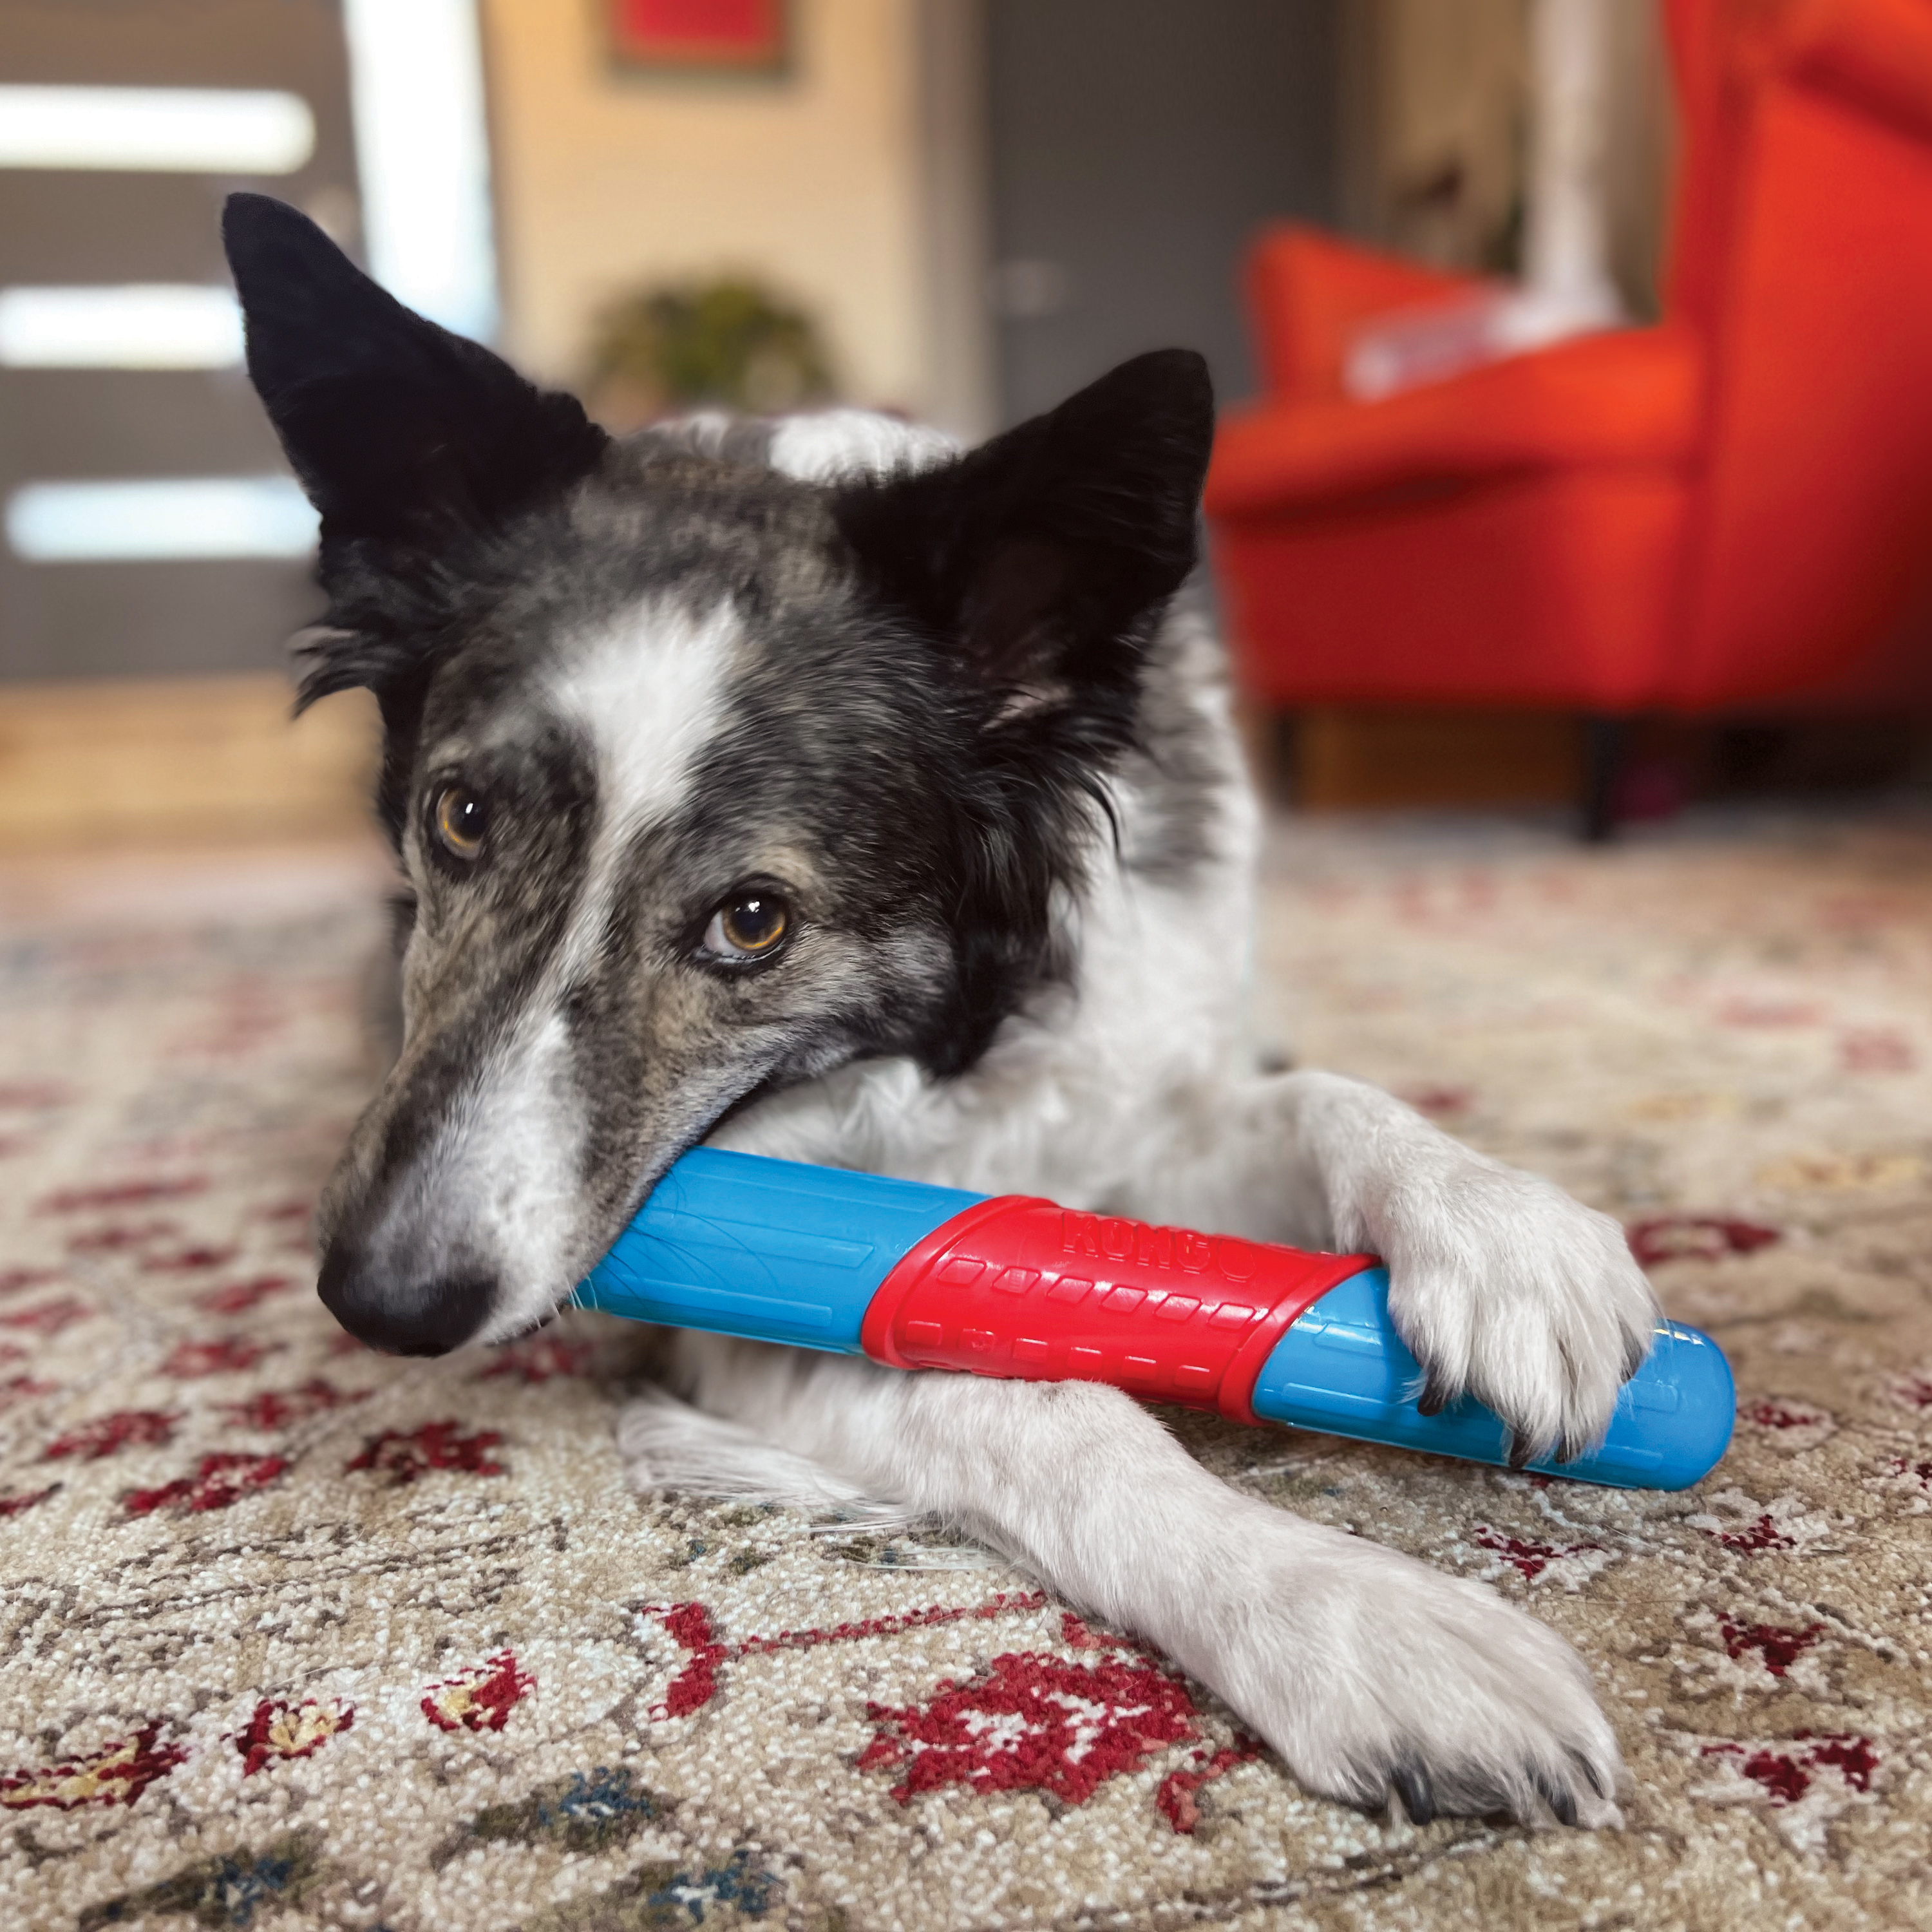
xmin=1 ymin=810 xmax=1929 ymax=1931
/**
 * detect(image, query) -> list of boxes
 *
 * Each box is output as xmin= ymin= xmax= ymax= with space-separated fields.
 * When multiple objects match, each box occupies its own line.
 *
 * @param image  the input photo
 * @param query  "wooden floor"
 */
xmin=0 ymin=674 xmax=379 ymax=853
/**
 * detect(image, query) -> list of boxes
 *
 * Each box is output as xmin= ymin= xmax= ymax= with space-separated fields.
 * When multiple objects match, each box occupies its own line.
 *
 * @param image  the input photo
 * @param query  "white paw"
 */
xmin=1172 ymin=1506 xmax=1627 ymax=1827
xmin=1368 ymin=1158 xmax=1661 ymax=1463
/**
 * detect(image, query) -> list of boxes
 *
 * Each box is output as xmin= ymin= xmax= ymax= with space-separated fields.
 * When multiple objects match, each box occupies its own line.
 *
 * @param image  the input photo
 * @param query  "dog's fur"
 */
xmin=225 ymin=194 xmax=1662 ymax=1831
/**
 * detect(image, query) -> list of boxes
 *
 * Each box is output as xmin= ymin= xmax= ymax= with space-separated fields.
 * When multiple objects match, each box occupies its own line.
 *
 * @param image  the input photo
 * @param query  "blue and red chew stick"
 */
xmin=575 ymin=1149 xmax=1734 ymax=1490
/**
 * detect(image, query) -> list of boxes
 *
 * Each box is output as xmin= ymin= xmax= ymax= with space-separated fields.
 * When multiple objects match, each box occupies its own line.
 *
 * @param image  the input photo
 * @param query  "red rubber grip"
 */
xmin=858 ymin=1197 xmax=1377 ymax=1424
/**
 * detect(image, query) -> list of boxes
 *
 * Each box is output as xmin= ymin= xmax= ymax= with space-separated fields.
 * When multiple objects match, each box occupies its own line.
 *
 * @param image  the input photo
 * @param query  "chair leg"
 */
xmin=1580 ymin=715 xmax=1630 ymax=843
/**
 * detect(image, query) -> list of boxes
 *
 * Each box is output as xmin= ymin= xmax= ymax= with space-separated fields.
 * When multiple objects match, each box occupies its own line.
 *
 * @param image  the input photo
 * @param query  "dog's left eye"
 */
xmin=434 ymin=786 xmax=489 ymax=860
xmin=701 ymin=891 xmax=790 ymax=963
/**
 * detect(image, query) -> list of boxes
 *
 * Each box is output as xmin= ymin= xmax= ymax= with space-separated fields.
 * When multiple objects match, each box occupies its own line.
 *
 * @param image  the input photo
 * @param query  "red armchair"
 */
xmin=1205 ymin=0 xmax=1932 ymax=831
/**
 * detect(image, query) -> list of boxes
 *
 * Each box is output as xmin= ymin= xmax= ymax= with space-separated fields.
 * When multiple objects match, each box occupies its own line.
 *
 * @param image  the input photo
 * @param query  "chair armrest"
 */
xmin=1783 ymin=0 xmax=1932 ymax=147
xmin=1245 ymin=225 xmax=1479 ymax=404
xmin=1205 ymin=325 xmax=1705 ymax=520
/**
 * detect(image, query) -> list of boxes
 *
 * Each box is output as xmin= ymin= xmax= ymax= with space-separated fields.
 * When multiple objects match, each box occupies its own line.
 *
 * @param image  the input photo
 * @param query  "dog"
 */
xmin=223 ymin=192 xmax=1660 ymax=1831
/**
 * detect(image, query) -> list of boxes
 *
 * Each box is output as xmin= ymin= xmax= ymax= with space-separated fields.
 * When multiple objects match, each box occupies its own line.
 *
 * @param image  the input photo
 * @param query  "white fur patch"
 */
xmin=766 ymin=408 xmax=958 ymax=483
xmin=549 ymin=598 xmax=738 ymax=840
xmin=442 ymin=1008 xmax=587 ymax=1341
xmin=545 ymin=598 xmax=738 ymax=983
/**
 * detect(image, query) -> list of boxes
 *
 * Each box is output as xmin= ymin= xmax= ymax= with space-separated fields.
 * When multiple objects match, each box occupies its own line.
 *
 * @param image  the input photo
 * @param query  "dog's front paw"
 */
xmin=1184 ymin=1511 xmax=1626 ymax=1828
xmin=1370 ymin=1159 xmax=1660 ymax=1463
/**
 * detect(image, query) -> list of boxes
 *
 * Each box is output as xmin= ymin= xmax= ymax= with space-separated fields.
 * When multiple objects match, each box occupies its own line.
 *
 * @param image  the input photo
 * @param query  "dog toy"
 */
xmin=575 ymin=1149 xmax=1733 ymax=1490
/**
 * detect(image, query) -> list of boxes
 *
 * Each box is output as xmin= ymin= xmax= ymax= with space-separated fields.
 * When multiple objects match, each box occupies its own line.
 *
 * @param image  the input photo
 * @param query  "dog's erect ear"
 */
xmin=831 ymin=350 xmax=1213 ymax=717
xmin=222 ymin=193 xmax=607 ymax=547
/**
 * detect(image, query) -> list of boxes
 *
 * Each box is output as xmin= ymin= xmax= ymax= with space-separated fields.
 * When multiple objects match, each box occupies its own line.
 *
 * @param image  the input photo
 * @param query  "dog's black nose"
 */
xmin=317 ymin=1244 xmax=493 ymax=1356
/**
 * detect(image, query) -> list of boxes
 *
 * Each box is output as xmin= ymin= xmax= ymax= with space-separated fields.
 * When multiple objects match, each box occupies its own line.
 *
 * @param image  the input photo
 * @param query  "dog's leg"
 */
xmin=625 ymin=1332 xmax=1625 ymax=1827
xmin=1144 ymin=1069 xmax=1661 ymax=1463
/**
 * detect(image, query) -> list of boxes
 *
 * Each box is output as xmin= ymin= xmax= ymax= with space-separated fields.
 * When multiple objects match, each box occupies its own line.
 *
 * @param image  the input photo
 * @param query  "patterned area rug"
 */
xmin=2 ymin=810 xmax=1929 ymax=1932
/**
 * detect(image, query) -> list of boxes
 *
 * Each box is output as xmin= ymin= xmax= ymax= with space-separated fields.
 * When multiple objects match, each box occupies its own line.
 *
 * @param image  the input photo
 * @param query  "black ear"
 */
xmin=831 ymin=350 xmax=1213 ymax=724
xmin=222 ymin=193 xmax=607 ymax=547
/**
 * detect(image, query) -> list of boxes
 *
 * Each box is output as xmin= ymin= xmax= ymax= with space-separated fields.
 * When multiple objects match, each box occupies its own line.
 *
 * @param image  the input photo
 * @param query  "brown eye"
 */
xmin=434 ymin=786 xmax=489 ymax=860
xmin=703 ymin=891 xmax=790 ymax=961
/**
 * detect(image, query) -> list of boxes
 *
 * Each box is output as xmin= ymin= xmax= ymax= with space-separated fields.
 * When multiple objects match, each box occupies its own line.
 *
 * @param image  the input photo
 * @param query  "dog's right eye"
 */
xmin=434 ymin=786 xmax=489 ymax=861
xmin=701 ymin=890 xmax=791 ymax=964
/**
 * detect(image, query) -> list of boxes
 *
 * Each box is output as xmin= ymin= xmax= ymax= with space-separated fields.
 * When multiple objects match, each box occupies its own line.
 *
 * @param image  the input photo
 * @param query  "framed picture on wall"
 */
xmin=605 ymin=0 xmax=791 ymax=77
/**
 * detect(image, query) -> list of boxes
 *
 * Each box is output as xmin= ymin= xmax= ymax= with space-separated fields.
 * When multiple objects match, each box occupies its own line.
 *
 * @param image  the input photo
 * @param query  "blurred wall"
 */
xmin=482 ymin=0 xmax=927 ymax=413
xmin=985 ymin=0 xmax=1340 ymax=424
xmin=1340 ymin=0 xmax=1672 ymax=314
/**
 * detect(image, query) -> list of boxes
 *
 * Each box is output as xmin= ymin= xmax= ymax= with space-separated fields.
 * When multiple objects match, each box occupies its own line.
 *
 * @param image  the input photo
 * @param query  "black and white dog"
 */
xmin=225 ymin=194 xmax=1658 ymax=1831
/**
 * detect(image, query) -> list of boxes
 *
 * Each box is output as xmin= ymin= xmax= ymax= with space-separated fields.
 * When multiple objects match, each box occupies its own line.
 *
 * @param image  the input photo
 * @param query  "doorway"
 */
xmin=0 ymin=0 xmax=359 ymax=683
xmin=983 ymin=0 xmax=1341 ymax=426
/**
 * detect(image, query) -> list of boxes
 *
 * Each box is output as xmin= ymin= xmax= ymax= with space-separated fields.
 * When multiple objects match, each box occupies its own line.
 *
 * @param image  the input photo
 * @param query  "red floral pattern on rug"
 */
xmin=1627 ymin=1217 xmax=1781 ymax=1266
xmin=124 ymin=1452 xmax=288 ymax=1517
xmin=1156 ymin=1739 xmax=1264 ymax=1833
xmin=160 ymin=1336 xmax=283 ymax=1378
xmin=650 ymin=1603 xmax=730 ymax=1721
xmin=66 ymin=1219 xmax=177 ymax=1256
xmin=1701 ymin=1732 xmax=1879 ymax=1804
xmin=142 ymin=1244 xmax=240 ymax=1275
xmin=1706 ymin=1513 xmax=1795 ymax=1553
xmin=1473 ymin=1526 xmax=1604 ymax=1580
xmin=639 ymin=1591 xmax=1052 ymax=1724
xmin=346 ymin=1421 xmax=506 ymax=1486
xmin=0 ymin=1296 xmax=91 ymax=1338
xmin=1838 ymin=1028 xmax=1915 ymax=1073
xmin=0 ymin=1266 xmax=61 ymax=1297
xmin=858 ymin=1651 xmax=1199 ymax=1807
xmin=1717 ymin=997 xmax=1821 ymax=1029
xmin=194 ymin=1274 xmax=296 ymax=1314
xmin=218 ymin=1378 xmax=366 ymax=1430
xmin=42 ymin=1410 xmax=179 ymax=1461
xmin=1720 ymin=1618 xmax=1824 ymax=1678
xmin=1742 ymin=1399 xmax=1832 ymax=1432
xmin=0 ymin=1725 xmax=185 ymax=1811
xmin=640 ymin=1593 xmax=1224 ymax=1824
xmin=422 ymin=1654 xmax=534 ymax=1734
xmin=234 ymin=1697 xmax=355 ymax=1776
xmin=36 ymin=1178 xmax=205 ymax=1214
xmin=0 ymin=1081 xmax=71 ymax=1111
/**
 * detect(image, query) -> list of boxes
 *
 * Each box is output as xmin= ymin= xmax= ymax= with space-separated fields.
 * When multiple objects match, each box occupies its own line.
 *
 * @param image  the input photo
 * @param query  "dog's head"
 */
xmin=223 ymin=194 xmax=1212 ymax=1355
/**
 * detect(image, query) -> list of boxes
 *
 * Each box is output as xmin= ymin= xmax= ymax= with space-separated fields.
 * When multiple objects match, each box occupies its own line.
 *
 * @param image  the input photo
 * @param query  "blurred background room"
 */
xmin=2 ymin=0 xmax=1929 ymax=864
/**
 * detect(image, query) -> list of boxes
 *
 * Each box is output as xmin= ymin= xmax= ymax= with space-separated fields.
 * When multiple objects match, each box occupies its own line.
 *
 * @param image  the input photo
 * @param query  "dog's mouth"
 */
xmin=322 ymin=1032 xmax=795 ymax=1359
xmin=483 ymin=1095 xmax=774 ymax=1351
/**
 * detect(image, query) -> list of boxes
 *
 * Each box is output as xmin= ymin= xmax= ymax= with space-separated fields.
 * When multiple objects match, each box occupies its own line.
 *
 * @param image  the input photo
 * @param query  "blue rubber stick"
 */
xmin=577 ymin=1148 xmax=1734 ymax=1490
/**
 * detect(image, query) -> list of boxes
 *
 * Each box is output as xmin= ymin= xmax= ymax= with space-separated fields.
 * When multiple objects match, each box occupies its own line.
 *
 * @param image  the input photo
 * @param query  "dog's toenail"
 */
xmin=1391 ymin=1762 xmax=1436 ymax=1825
xmin=1535 ymin=1768 xmax=1580 ymax=1826
xmin=1569 ymin=1748 xmax=1606 ymax=1799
